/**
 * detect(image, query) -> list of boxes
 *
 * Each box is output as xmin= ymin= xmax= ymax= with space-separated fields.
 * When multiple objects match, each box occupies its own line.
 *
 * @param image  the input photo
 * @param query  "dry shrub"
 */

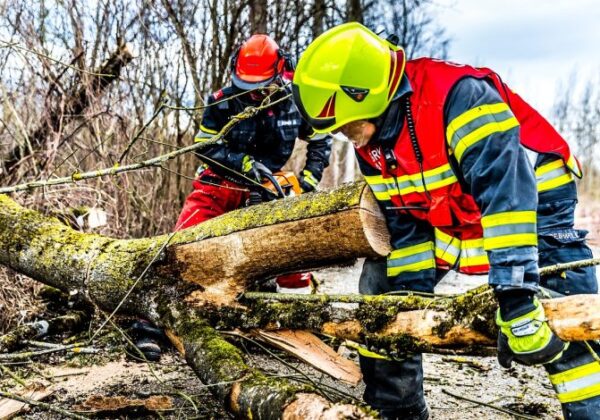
xmin=0 ymin=266 xmax=44 ymax=335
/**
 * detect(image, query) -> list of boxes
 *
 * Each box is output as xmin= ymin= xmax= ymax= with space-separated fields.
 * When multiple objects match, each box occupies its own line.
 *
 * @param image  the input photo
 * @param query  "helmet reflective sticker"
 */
xmin=341 ymin=86 xmax=370 ymax=102
xmin=318 ymin=92 xmax=336 ymax=118
xmin=387 ymin=49 xmax=405 ymax=100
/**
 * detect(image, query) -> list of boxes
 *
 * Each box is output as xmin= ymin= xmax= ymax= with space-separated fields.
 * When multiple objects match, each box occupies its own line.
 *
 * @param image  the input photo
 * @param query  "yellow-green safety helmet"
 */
xmin=292 ymin=22 xmax=406 ymax=133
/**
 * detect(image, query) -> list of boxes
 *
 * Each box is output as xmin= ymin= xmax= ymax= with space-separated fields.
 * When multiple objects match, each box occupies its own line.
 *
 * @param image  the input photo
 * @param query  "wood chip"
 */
xmin=0 ymin=386 xmax=53 ymax=419
xmin=74 ymin=395 xmax=173 ymax=414
xmin=253 ymin=329 xmax=362 ymax=385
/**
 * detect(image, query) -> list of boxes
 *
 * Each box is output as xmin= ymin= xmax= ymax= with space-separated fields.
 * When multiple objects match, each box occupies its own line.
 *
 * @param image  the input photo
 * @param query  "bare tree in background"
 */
xmin=366 ymin=0 xmax=450 ymax=58
xmin=552 ymin=73 xmax=600 ymax=197
xmin=0 ymin=0 xmax=451 ymax=238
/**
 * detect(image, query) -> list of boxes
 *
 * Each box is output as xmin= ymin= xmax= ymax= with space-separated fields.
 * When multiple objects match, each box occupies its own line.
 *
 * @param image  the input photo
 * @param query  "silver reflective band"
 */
xmin=554 ymin=372 xmax=600 ymax=395
xmin=511 ymin=319 xmax=542 ymax=337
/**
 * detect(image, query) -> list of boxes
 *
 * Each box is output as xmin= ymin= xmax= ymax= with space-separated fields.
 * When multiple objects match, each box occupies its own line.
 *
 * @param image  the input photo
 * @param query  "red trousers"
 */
xmin=175 ymin=169 xmax=311 ymax=288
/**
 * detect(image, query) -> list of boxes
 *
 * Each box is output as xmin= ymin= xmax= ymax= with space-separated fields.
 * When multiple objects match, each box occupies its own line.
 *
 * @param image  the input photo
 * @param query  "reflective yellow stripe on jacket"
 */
xmin=434 ymin=229 xmax=489 ymax=270
xmin=481 ymin=211 xmax=537 ymax=250
xmin=446 ymin=102 xmax=520 ymax=163
xmin=549 ymin=361 xmax=600 ymax=403
xmin=364 ymin=164 xmax=457 ymax=202
xmin=434 ymin=228 xmax=460 ymax=266
xmin=387 ymin=241 xmax=436 ymax=278
xmin=536 ymin=159 xmax=574 ymax=192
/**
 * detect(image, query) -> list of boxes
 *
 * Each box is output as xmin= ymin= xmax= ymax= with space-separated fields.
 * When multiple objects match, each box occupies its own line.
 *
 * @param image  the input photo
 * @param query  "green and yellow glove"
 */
xmin=241 ymin=155 xmax=271 ymax=183
xmin=299 ymin=169 xmax=319 ymax=192
xmin=496 ymin=296 xmax=568 ymax=368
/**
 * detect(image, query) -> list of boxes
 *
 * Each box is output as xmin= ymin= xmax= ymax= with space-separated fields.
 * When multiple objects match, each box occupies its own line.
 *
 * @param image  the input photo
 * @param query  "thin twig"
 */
xmin=241 ymin=291 xmax=435 ymax=304
xmin=221 ymin=331 xmax=336 ymax=401
xmin=0 ymin=362 xmax=27 ymax=386
xmin=106 ymin=318 xmax=200 ymax=414
xmin=0 ymin=39 xmax=113 ymax=78
xmin=0 ymin=94 xmax=291 ymax=194
xmin=0 ymin=390 xmax=88 ymax=419
xmin=442 ymin=388 xmax=538 ymax=420
xmin=25 ymin=340 xmax=85 ymax=349
xmin=118 ymin=99 xmax=167 ymax=163
xmin=539 ymin=257 xmax=600 ymax=276
xmin=0 ymin=344 xmax=97 ymax=362
xmin=89 ymin=228 xmax=180 ymax=341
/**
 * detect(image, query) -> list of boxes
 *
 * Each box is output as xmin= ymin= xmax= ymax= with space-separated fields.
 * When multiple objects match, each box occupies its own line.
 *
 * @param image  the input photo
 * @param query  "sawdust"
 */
xmin=46 ymin=359 xmax=152 ymax=398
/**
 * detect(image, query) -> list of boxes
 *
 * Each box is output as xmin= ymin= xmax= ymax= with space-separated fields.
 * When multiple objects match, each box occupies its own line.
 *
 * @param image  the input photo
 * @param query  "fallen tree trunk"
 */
xmin=0 ymin=182 xmax=386 ymax=419
xmin=0 ymin=182 xmax=599 ymax=417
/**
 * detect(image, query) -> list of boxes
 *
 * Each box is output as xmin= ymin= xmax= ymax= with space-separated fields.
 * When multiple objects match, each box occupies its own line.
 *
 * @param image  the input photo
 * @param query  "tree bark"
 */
xmin=249 ymin=0 xmax=269 ymax=34
xmin=0 ymin=182 xmax=386 ymax=419
xmin=0 ymin=182 xmax=599 ymax=417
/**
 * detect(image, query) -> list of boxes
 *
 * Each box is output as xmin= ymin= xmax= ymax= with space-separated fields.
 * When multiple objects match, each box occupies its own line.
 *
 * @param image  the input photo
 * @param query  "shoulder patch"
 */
xmin=212 ymin=89 xmax=224 ymax=100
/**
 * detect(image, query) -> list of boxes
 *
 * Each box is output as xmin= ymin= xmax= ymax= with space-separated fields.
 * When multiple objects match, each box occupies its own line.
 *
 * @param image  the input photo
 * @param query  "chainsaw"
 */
xmin=247 ymin=171 xmax=302 ymax=205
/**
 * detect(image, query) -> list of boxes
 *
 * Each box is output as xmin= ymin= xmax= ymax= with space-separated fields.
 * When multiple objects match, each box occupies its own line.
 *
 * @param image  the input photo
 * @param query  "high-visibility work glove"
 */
xmin=242 ymin=155 xmax=272 ymax=183
xmin=495 ymin=296 xmax=568 ymax=368
xmin=299 ymin=169 xmax=319 ymax=192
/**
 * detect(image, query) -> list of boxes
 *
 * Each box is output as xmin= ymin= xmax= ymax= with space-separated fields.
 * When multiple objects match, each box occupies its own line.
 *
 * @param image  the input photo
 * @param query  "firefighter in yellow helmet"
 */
xmin=293 ymin=22 xmax=599 ymax=420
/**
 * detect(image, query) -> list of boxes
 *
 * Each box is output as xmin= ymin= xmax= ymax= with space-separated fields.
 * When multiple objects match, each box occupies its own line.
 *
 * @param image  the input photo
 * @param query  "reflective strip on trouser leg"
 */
xmin=481 ymin=211 xmax=537 ymax=250
xmin=536 ymin=159 xmax=575 ymax=193
xmin=549 ymin=360 xmax=600 ymax=403
xmin=387 ymin=241 xmax=435 ymax=278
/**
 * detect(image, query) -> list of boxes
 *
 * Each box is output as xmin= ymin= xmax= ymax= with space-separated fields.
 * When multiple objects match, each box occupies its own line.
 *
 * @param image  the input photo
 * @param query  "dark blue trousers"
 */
xmin=359 ymin=198 xmax=599 ymax=418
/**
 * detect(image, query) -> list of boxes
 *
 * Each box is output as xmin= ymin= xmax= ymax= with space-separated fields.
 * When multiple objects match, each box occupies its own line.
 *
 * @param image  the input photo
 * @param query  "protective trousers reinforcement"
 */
xmin=358 ymin=198 xmax=600 ymax=419
xmin=537 ymin=199 xmax=600 ymax=419
xmin=358 ymin=258 xmax=429 ymax=419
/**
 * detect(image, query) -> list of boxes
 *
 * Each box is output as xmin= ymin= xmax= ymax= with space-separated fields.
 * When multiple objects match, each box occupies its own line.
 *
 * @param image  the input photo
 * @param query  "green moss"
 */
xmin=170 ymin=182 xmax=367 ymax=245
xmin=433 ymin=285 xmax=497 ymax=339
xmin=355 ymin=294 xmax=433 ymax=333
xmin=362 ymin=332 xmax=435 ymax=354
xmin=247 ymin=301 xmax=331 ymax=330
xmin=236 ymin=372 xmax=311 ymax=419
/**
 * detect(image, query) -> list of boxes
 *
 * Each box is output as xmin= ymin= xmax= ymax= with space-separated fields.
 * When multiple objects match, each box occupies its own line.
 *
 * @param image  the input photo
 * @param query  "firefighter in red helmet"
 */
xmin=175 ymin=34 xmax=332 ymax=292
xmin=131 ymin=35 xmax=332 ymax=362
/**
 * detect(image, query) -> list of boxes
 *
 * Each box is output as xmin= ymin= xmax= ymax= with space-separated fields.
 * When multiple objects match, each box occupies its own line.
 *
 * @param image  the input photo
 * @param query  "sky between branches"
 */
xmin=436 ymin=0 xmax=600 ymax=116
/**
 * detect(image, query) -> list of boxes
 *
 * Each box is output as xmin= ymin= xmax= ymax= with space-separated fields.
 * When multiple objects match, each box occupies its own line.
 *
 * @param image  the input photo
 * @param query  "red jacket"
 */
xmin=356 ymin=58 xmax=580 ymax=273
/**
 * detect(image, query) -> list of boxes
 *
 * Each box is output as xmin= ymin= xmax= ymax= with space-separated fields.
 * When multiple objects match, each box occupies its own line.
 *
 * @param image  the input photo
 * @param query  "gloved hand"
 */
xmin=495 ymin=293 xmax=568 ymax=368
xmin=299 ymin=169 xmax=319 ymax=192
xmin=242 ymin=155 xmax=272 ymax=183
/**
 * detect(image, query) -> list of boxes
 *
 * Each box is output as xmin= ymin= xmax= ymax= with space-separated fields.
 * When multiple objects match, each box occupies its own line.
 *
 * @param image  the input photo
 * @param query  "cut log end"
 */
xmin=359 ymin=186 xmax=391 ymax=257
xmin=282 ymin=393 xmax=375 ymax=420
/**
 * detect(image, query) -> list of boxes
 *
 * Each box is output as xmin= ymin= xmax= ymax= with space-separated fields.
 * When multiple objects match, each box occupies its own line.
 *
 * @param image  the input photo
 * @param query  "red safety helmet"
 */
xmin=231 ymin=34 xmax=285 ymax=90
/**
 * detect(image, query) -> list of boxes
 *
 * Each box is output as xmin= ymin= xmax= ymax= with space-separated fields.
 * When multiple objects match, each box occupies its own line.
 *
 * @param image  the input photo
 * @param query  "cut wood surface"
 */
xmin=0 ymin=387 xmax=53 ymax=420
xmin=252 ymin=329 xmax=362 ymax=386
xmin=0 ymin=182 xmax=383 ymax=419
